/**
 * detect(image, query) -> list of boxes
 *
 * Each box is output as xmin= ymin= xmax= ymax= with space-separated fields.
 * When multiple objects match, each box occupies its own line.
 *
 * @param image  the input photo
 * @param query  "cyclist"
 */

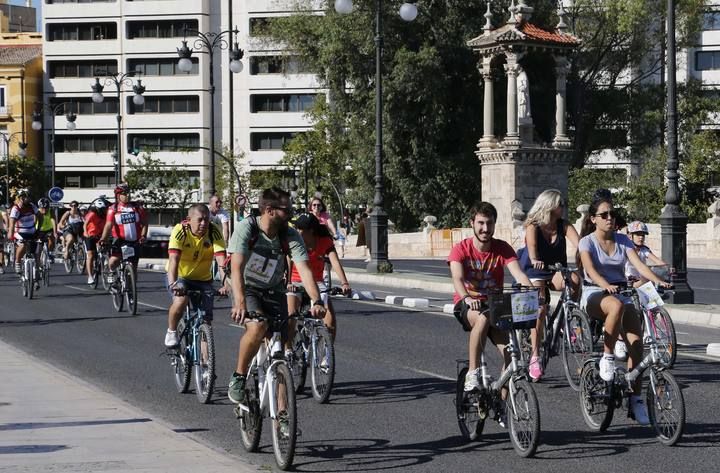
xmin=58 ymin=200 xmax=84 ymax=262
xmin=448 ymin=201 xmax=533 ymax=397
xmin=226 ymin=187 xmax=326 ymax=406
xmin=8 ymin=189 xmax=39 ymax=275
xmin=578 ymin=197 xmax=671 ymax=424
xmin=209 ymin=194 xmax=230 ymax=243
xmin=84 ymin=198 xmax=109 ymax=285
xmin=99 ymin=183 xmax=148 ymax=284
xmin=309 ymin=197 xmax=338 ymax=240
xmin=35 ymin=198 xmax=57 ymax=263
xmin=0 ymin=204 xmax=8 ymax=273
xmin=625 ymin=220 xmax=666 ymax=286
xmin=518 ymin=189 xmax=580 ymax=381
xmin=286 ymin=213 xmax=351 ymax=347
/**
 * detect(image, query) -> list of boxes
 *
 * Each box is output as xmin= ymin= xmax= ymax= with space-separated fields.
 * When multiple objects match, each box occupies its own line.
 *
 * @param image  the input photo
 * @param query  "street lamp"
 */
xmin=335 ymin=0 xmax=417 ymax=272
xmin=1 ymin=132 xmax=27 ymax=207
xmin=31 ymin=103 xmax=78 ymax=188
xmin=90 ymin=71 xmax=146 ymax=185
xmin=661 ymin=0 xmax=693 ymax=303
xmin=176 ymin=26 xmax=244 ymax=197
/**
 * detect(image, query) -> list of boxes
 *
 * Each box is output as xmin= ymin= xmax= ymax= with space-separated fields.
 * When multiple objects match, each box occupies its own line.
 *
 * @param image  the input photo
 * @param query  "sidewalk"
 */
xmin=0 ymin=340 xmax=254 ymax=473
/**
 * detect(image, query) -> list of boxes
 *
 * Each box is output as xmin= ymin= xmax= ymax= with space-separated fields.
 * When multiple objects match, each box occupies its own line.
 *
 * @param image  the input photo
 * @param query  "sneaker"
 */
xmin=599 ymin=354 xmax=616 ymax=382
xmin=87 ymin=275 xmax=95 ymax=285
xmin=319 ymin=346 xmax=330 ymax=369
xmin=497 ymin=405 xmax=508 ymax=429
xmin=464 ymin=367 xmax=482 ymax=392
xmin=614 ymin=340 xmax=628 ymax=361
xmin=228 ymin=373 xmax=247 ymax=404
xmin=528 ymin=356 xmax=543 ymax=381
xmin=629 ymin=395 xmax=650 ymax=425
xmin=164 ymin=330 xmax=179 ymax=347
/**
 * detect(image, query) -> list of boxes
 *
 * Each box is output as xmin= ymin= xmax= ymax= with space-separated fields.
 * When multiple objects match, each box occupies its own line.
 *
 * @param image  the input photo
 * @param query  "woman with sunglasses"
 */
xmin=519 ymin=189 xmax=580 ymax=381
xmin=58 ymin=200 xmax=84 ymax=262
xmin=309 ymin=197 xmax=338 ymax=240
xmin=578 ymin=197 xmax=671 ymax=425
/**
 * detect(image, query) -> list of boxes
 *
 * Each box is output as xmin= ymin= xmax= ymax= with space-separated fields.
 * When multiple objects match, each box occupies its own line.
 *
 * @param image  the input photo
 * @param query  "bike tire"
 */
xmin=76 ymin=243 xmax=86 ymax=274
xmin=579 ymin=360 xmax=614 ymax=432
xmin=289 ymin=325 xmax=308 ymax=394
xmin=101 ymin=255 xmax=110 ymax=291
xmin=455 ymin=367 xmax=485 ymax=441
xmin=25 ymin=258 xmax=34 ymax=299
xmin=21 ymin=259 xmax=28 ymax=298
xmin=40 ymin=248 xmax=50 ymax=287
xmin=124 ymin=265 xmax=137 ymax=315
xmin=239 ymin=370 xmax=262 ymax=452
xmin=310 ymin=327 xmax=335 ymax=404
xmin=271 ymin=363 xmax=297 ymax=471
xmin=647 ymin=307 xmax=677 ymax=369
xmin=92 ymin=259 xmax=101 ymax=290
xmin=63 ymin=247 xmax=74 ymax=273
xmin=561 ymin=308 xmax=593 ymax=392
xmin=647 ymin=369 xmax=685 ymax=446
xmin=173 ymin=319 xmax=191 ymax=393
xmin=193 ymin=323 xmax=216 ymax=404
xmin=515 ymin=328 xmax=533 ymax=366
xmin=507 ymin=378 xmax=540 ymax=458
xmin=111 ymin=270 xmax=124 ymax=312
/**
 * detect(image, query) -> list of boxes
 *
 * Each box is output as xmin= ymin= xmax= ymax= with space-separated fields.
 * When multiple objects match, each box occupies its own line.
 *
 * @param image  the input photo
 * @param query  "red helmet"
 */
xmin=114 ymin=183 xmax=130 ymax=196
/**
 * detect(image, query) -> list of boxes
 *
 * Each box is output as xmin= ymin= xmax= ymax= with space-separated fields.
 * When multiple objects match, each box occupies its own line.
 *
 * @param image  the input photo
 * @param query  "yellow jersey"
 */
xmin=167 ymin=222 xmax=226 ymax=282
xmin=38 ymin=214 xmax=54 ymax=232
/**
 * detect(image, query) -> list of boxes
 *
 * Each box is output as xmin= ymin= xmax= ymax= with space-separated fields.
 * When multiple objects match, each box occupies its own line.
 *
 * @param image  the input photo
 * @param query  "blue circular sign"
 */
xmin=48 ymin=187 xmax=64 ymax=203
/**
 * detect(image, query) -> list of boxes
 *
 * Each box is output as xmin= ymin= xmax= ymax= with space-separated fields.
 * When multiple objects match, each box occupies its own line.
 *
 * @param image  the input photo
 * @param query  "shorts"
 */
xmin=16 ymin=232 xmax=38 ymax=254
xmin=166 ymin=275 xmax=215 ymax=321
xmin=287 ymin=281 xmax=329 ymax=305
xmin=85 ymin=236 xmax=100 ymax=253
xmin=580 ymin=285 xmax=632 ymax=312
xmin=109 ymin=239 xmax=140 ymax=264
xmin=245 ymin=286 xmax=288 ymax=336
xmin=63 ymin=223 xmax=83 ymax=237
xmin=453 ymin=299 xmax=490 ymax=332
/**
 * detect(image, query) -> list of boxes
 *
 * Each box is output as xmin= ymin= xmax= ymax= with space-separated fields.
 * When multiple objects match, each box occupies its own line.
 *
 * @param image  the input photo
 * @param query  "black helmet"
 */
xmin=37 ymin=197 xmax=50 ymax=209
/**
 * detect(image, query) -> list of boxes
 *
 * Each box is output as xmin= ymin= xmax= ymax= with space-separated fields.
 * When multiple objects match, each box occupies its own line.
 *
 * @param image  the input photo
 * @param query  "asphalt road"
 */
xmin=1 ymin=267 xmax=719 ymax=472
xmin=342 ymin=258 xmax=720 ymax=305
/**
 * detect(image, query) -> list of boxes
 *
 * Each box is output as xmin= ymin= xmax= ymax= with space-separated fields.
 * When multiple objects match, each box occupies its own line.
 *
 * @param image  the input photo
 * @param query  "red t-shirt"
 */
xmin=291 ymin=235 xmax=335 ymax=282
xmin=84 ymin=210 xmax=104 ymax=237
xmin=447 ymin=237 xmax=518 ymax=304
xmin=106 ymin=202 xmax=146 ymax=241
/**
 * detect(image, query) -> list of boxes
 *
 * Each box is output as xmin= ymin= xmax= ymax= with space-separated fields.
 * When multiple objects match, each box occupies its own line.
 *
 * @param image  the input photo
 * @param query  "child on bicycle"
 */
xmin=625 ymin=221 xmax=667 ymax=286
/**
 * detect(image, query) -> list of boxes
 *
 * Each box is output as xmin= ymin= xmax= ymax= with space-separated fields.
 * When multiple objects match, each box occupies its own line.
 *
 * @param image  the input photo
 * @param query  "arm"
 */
xmin=166 ymin=251 xmax=181 ymax=289
xmin=328 ymin=250 xmax=351 ymax=294
xmin=506 ymin=260 xmax=533 ymax=287
xmin=295 ymin=259 xmax=327 ymax=318
xmin=222 ymin=221 xmax=230 ymax=243
xmin=565 ymin=221 xmax=580 ymax=249
xmin=646 ymin=251 xmax=666 ymax=267
xmin=626 ymin=248 xmax=670 ymax=286
xmin=525 ymin=224 xmax=543 ymax=269
xmin=58 ymin=212 xmax=68 ymax=228
xmin=230 ymin=252 xmax=249 ymax=323
xmin=326 ymin=217 xmax=338 ymax=239
xmin=449 ymin=260 xmax=482 ymax=311
xmin=8 ymin=216 xmax=16 ymax=239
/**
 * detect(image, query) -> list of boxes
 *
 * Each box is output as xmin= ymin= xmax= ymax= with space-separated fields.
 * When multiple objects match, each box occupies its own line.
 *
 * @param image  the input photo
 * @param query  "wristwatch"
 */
xmin=312 ymin=300 xmax=324 ymax=307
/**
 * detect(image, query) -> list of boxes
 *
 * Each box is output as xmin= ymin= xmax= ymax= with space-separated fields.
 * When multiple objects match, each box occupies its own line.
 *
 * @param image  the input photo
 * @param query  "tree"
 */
xmin=1 ymin=156 xmax=47 ymax=204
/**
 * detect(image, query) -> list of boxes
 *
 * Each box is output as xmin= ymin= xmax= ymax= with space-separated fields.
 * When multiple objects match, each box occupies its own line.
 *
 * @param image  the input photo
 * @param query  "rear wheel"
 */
xmin=124 ymin=265 xmax=137 ymax=315
xmin=647 ymin=369 xmax=685 ymax=445
xmin=173 ymin=318 xmax=191 ymax=393
xmin=193 ymin=323 xmax=215 ymax=404
xmin=646 ymin=308 xmax=677 ymax=369
xmin=310 ymin=327 xmax=335 ymax=403
xmin=507 ymin=378 xmax=540 ymax=458
xmin=271 ymin=363 xmax=297 ymax=470
xmin=579 ymin=360 xmax=614 ymax=432
xmin=455 ymin=367 xmax=484 ymax=441
xmin=75 ymin=243 xmax=86 ymax=274
xmin=40 ymin=247 xmax=50 ymax=287
xmin=239 ymin=370 xmax=262 ymax=453
xmin=289 ymin=325 xmax=307 ymax=394
xmin=561 ymin=308 xmax=593 ymax=391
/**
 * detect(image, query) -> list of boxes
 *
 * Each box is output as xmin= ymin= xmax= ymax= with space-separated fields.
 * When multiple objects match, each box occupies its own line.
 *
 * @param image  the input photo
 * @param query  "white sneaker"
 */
xmin=614 ymin=340 xmax=628 ymax=361
xmin=630 ymin=395 xmax=650 ymax=425
xmin=464 ymin=368 xmax=481 ymax=392
xmin=164 ymin=330 xmax=179 ymax=347
xmin=599 ymin=355 xmax=615 ymax=382
xmin=87 ymin=275 xmax=95 ymax=285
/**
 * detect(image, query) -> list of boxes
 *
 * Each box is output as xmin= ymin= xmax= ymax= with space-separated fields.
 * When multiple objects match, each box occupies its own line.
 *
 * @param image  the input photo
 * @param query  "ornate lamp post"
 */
xmin=31 ymin=103 xmax=77 ymax=188
xmin=177 ymin=26 xmax=244 ymax=197
xmin=335 ymin=0 xmax=418 ymax=272
xmin=90 ymin=71 xmax=146 ymax=185
xmin=1 ymin=132 xmax=27 ymax=207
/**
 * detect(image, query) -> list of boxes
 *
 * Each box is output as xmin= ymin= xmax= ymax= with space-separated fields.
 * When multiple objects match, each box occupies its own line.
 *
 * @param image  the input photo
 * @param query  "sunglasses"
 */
xmin=594 ymin=210 xmax=618 ymax=220
xmin=273 ymin=206 xmax=293 ymax=214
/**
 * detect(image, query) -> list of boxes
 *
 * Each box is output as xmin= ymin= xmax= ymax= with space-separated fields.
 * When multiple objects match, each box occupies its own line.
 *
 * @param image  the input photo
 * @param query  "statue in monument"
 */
xmin=517 ymin=67 xmax=532 ymax=125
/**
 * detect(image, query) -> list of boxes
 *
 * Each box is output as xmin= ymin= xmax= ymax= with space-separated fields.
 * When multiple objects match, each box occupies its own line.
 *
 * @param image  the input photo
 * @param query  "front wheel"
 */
xmin=647 ymin=369 xmax=685 ymax=446
xmin=63 ymin=246 xmax=74 ymax=273
xmin=75 ymin=243 xmax=86 ymax=274
xmin=561 ymin=308 xmax=594 ymax=391
xmin=92 ymin=258 xmax=101 ymax=290
xmin=101 ymin=255 xmax=110 ymax=291
xmin=193 ymin=323 xmax=215 ymax=404
xmin=239 ymin=370 xmax=262 ymax=452
xmin=124 ymin=264 xmax=137 ymax=315
xmin=507 ymin=378 xmax=540 ymax=458
xmin=271 ymin=363 xmax=297 ymax=471
xmin=172 ymin=319 xmax=191 ymax=393
xmin=646 ymin=308 xmax=677 ymax=369
xmin=310 ymin=327 xmax=335 ymax=404
xmin=111 ymin=269 xmax=124 ymax=312
xmin=579 ymin=360 xmax=614 ymax=432
xmin=288 ymin=326 xmax=308 ymax=394
xmin=40 ymin=248 xmax=51 ymax=287
xmin=455 ymin=367 xmax=485 ymax=441
xmin=24 ymin=258 xmax=34 ymax=299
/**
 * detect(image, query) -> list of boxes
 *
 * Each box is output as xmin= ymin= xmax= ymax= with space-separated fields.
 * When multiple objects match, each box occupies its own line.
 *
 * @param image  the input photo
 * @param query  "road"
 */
xmin=342 ymin=258 xmax=720 ymax=305
xmin=0 ymin=268 xmax=719 ymax=472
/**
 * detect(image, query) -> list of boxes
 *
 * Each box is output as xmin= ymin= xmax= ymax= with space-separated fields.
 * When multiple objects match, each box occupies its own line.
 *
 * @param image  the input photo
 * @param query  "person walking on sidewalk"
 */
xmin=448 ymin=201 xmax=533 ymax=394
xmin=226 ymin=187 xmax=326 ymax=405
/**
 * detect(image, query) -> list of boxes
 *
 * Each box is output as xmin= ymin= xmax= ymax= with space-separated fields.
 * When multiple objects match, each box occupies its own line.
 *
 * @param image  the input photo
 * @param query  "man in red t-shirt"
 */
xmin=447 ymin=201 xmax=532 ymax=394
xmin=84 ymin=198 xmax=109 ymax=285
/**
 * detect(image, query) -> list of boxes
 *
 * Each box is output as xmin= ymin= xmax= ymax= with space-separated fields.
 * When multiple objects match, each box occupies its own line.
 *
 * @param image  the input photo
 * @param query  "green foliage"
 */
xmin=616 ymin=148 xmax=667 ymax=222
xmin=0 ymin=156 xmax=47 ymax=204
xmin=568 ymin=167 xmax=627 ymax=220
xmin=214 ymin=146 xmax=250 ymax=211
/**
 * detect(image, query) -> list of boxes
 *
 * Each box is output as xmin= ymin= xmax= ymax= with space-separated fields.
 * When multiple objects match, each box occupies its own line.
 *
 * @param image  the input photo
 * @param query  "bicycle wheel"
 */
xmin=172 ymin=319 xmax=191 ymax=393
xmin=455 ymin=367 xmax=485 ymax=441
xmin=561 ymin=308 xmax=593 ymax=391
xmin=310 ymin=327 xmax=335 ymax=404
xmin=193 ymin=323 xmax=216 ymax=404
xmin=239 ymin=370 xmax=262 ymax=452
xmin=289 ymin=325 xmax=308 ymax=394
xmin=647 ymin=369 xmax=685 ymax=446
xmin=76 ymin=243 xmax=86 ymax=274
xmin=507 ymin=378 xmax=540 ymax=458
xmin=124 ymin=265 xmax=137 ymax=315
xmin=63 ymin=246 xmax=74 ymax=273
xmin=271 ymin=363 xmax=297 ymax=470
xmin=111 ymin=270 xmax=124 ymax=312
xmin=101 ymin=255 xmax=110 ymax=291
xmin=515 ymin=328 xmax=533 ymax=365
xmin=92 ymin=258 xmax=101 ymax=290
xmin=21 ymin=259 xmax=28 ymax=298
xmin=647 ymin=308 xmax=677 ymax=369
xmin=579 ymin=360 xmax=614 ymax=431
xmin=25 ymin=258 xmax=34 ymax=299
xmin=40 ymin=247 xmax=50 ymax=287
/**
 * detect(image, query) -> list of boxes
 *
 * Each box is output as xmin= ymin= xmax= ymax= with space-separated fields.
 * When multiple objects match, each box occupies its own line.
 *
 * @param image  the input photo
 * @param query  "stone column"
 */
xmin=479 ymin=55 xmax=496 ymax=147
xmin=553 ymin=56 xmax=571 ymax=148
xmin=504 ymin=55 xmax=521 ymax=146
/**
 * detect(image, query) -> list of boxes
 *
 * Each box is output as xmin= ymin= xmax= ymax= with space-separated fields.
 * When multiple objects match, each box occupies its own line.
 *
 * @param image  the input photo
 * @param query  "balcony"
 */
xmin=0 ymin=105 xmax=12 ymax=119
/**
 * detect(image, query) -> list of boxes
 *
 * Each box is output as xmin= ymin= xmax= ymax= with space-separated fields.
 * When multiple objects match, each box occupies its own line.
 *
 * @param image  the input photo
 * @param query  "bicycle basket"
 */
xmin=487 ymin=287 xmax=540 ymax=330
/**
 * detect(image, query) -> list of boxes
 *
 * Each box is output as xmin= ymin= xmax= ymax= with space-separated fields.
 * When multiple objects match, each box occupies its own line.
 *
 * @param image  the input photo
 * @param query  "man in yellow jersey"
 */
xmin=36 ymin=198 xmax=57 ymax=263
xmin=164 ymin=204 xmax=227 ymax=347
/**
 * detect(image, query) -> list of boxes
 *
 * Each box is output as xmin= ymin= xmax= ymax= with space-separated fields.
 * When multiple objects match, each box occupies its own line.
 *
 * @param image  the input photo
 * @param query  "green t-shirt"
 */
xmin=227 ymin=218 xmax=308 ymax=291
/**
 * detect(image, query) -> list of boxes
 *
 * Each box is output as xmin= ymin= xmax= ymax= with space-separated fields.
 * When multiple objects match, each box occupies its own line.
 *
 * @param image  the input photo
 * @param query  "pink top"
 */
xmin=447 ymin=238 xmax=518 ymax=304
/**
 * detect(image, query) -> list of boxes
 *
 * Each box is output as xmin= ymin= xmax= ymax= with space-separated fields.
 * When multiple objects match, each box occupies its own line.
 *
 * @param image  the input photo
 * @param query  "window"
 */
xmin=49 ymin=60 xmax=117 ymax=78
xmin=250 ymin=94 xmax=317 ymax=113
xmin=46 ymin=1 xmax=116 ymax=4
xmin=250 ymin=55 xmax=313 ymax=75
xmin=48 ymin=22 xmax=117 ymax=41
xmin=127 ymin=20 xmax=198 ymax=39
xmin=127 ymin=133 xmax=200 ymax=151
xmin=128 ymin=58 xmax=198 ymax=76
xmin=704 ymin=11 xmax=720 ymax=30
xmin=250 ymin=132 xmax=298 ymax=151
xmin=128 ymin=95 xmax=199 ymax=114
xmin=696 ymin=51 xmax=720 ymax=71
xmin=55 ymin=173 xmax=116 ymax=189
xmin=55 ymin=135 xmax=116 ymax=153
xmin=51 ymin=97 xmax=118 ymax=115
xmin=249 ymin=17 xmax=274 ymax=37
xmin=0 ymin=86 xmax=6 ymax=109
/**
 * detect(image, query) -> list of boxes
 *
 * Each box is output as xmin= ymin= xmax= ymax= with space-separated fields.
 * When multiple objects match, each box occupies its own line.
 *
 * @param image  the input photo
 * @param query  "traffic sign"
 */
xmin=235 ymin=194 xmax=248 ymax=208
xmin=49 ymin=202 xmax=63 ymax=208
xmin=48 ymin=187 xmax=64 ymax=203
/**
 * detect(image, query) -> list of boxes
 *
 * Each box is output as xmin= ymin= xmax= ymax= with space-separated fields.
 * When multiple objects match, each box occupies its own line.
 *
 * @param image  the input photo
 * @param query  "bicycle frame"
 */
xmin=239 ymin=333 xmax=286 ymax=422
xmin=621 ymin=289 xmax=666 ymax=391
xmin=544 ymin=265 xmax=581 ymax=355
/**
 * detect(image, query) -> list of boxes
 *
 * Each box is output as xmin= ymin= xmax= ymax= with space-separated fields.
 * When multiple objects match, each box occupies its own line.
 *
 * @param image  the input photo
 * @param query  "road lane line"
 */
xmin=64 ymin=283 xmax=168 ymax=311
xmin=679 ymin=352 xmax=720 ymax=362
xmin=138 ymin=301 xmax=168 ymax=311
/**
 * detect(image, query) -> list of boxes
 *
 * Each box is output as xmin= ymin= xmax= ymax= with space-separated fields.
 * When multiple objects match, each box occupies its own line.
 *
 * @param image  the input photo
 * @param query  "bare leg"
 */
xmin=236 ymin=321 xmax=268 ymax=375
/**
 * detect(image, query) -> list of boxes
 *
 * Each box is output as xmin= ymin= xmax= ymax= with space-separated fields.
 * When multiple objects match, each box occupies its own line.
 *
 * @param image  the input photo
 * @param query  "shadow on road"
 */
xmin=329 ymin=377 xmax=454 ymax=405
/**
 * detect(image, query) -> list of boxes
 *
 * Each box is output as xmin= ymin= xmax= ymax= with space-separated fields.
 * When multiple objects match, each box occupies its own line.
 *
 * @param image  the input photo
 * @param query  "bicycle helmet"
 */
xmin=92 ymin=198 xmax=109 ymax=210
xmin=627 ymin=221 xmax=649 ymax=234
xmin=16 ymin=188 xmax=30 ymax=198
xmin=37 ymin=198 xmax=50 ymax=209
xmin=114 ymin=183 xmax=130 ymax=195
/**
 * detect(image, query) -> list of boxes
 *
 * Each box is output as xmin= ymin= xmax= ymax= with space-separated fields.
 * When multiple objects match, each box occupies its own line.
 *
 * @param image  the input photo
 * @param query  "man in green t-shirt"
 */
xmin=226 ymin=187 xmax=326 ymax=405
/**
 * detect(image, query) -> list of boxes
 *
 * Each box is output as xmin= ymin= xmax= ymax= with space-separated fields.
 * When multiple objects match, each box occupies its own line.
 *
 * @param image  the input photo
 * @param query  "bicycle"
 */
xmin=455 ymin=286 xmax=542 ymax=458
xmin=99 ymin=248 xmax=111 ymax=291
xmin=18 ymin=239 xmax=39 ymax=299
xmin=37 ymin=235 xmax=52 ymax=288
xmin=637 ymin=266 xmax=677 ymax=369
xmin=168 ymin=289 xmax=217 ymax=404
xmin=2 ymin=232 xmax=13 ymax=269
xmin=579 ymin=284 xmax=685 ymax=446
xmin=235 ymin=312 xmax=297 ymax=471
xmin=106 ymin=241 xmax=138 ymax=315
xmin=287 ymin=289 xmax=335 ymax=403
xmin=62 ymin=235 xmax=83 ymax=274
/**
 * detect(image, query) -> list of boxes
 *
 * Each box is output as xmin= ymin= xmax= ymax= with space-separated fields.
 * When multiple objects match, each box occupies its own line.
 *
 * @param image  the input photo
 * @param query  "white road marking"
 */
xmin=64 ymin=283 xmax=168 ymax=311
xmin=679 ymin=352 xmax=720 ymax=362
xmin=138 ymin=301 xmax=168 ymax=311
